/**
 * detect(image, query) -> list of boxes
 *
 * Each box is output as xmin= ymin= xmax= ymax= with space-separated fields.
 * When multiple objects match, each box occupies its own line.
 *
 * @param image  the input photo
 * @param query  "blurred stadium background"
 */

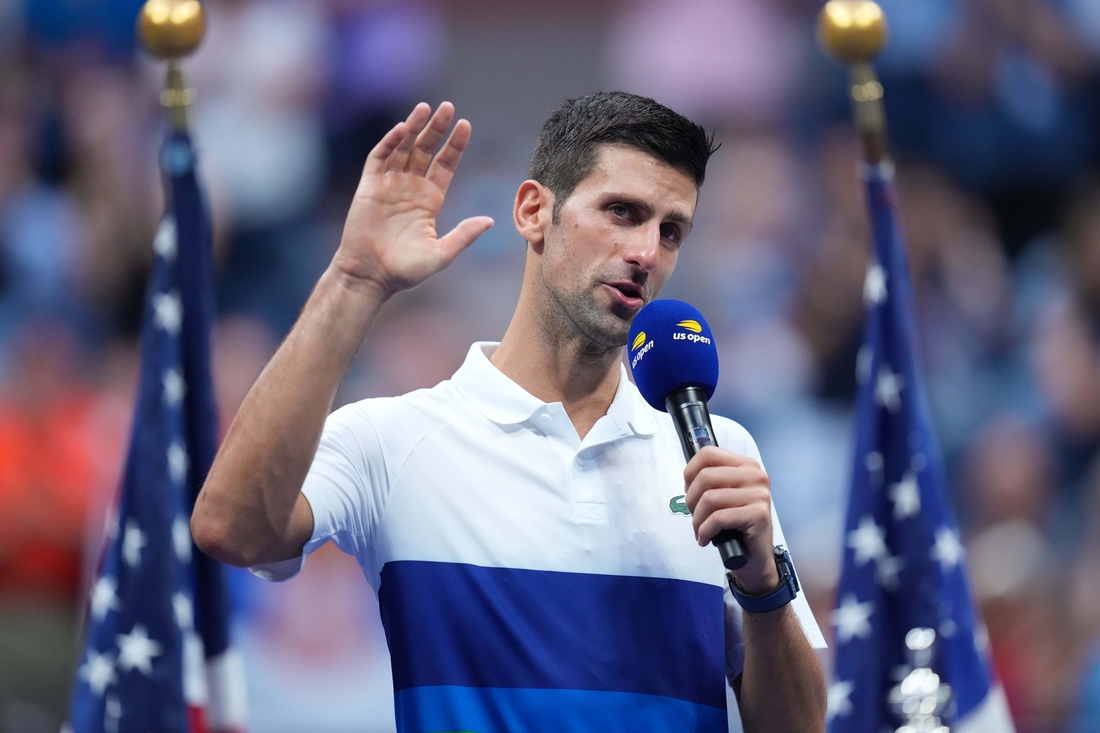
xmin=2 ymin=0 xmax=1100 ymax=731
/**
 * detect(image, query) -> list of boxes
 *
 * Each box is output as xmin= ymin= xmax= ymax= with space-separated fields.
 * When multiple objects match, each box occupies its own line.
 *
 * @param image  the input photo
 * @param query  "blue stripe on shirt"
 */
xmin=378 ymin=561 xmax=727 ymax=710
xmin=394 ymin=685 xmax=730 ymax=733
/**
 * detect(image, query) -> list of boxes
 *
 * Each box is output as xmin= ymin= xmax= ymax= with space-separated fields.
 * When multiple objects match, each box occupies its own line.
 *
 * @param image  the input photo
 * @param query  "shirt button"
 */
xmin=540 ymin=414 xmax=552 ymax=424
xmin=576 ymin=457 xmax=587 ymax=466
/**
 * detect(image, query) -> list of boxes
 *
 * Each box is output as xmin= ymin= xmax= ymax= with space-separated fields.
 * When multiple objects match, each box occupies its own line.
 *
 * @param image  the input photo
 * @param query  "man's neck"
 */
xmin=491 ymin=310 xmax=623 ymax=441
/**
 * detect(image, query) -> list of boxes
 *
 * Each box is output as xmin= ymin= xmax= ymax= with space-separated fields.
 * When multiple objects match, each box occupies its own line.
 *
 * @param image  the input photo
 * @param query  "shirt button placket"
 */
xmin=571 ymin=450 xmax=606 ymax=524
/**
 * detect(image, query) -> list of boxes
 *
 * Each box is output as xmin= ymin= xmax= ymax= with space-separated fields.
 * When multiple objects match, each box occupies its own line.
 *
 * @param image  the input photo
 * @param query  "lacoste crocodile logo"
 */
xmin=669 ymin=494 xmax=690 ymax=516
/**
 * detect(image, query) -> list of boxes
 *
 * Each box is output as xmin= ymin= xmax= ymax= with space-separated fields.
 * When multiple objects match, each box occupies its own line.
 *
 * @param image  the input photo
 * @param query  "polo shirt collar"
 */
xmin=451 ymin=342 xmax=659 ymax=437
xmin=607 ymin=364 xmax=660 ymax=437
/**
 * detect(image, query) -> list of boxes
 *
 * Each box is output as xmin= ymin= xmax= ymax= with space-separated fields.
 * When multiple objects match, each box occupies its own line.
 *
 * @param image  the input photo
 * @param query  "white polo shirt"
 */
xmin=254 ymin=342 xmax=825 ymax=733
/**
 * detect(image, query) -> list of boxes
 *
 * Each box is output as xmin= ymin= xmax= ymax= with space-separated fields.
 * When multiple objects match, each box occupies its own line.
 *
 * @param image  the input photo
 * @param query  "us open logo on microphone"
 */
xmin=630 ymin=330 xmax=654 ymax=368
xmin=673 ymin=319 xmax=712 ymax=345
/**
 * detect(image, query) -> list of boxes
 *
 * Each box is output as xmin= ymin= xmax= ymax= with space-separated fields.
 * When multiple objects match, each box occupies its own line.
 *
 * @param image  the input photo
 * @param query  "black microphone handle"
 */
xmin=665 ymin=386 xmax=749 ymax=571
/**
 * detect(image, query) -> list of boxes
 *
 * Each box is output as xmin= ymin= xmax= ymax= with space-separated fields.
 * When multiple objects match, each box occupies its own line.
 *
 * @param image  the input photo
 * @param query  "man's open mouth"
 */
xmin=608 ymin=282 xmax=643 ymax=300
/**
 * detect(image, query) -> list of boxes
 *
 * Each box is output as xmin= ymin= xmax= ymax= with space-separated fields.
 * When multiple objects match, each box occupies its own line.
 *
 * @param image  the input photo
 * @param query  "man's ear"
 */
xmin=513 ymin=180 xmax=554 ymax=250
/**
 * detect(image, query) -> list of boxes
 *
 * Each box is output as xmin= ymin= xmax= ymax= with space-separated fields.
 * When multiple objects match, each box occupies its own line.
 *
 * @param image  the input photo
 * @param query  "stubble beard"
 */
xmin=538 ymin=271 xmax=632 ymax=361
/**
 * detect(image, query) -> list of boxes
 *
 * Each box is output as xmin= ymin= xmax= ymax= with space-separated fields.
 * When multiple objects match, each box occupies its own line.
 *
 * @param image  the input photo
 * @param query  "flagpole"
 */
xmin=817 ymin=0 xmax=889 ymax=165
xmin=813 ymin=4 xmax=1016 ymax=732
xmin=137 ymin=4 xmax=252 ymax=729
xmin=137 ymin=0 xmax=206 ymax=132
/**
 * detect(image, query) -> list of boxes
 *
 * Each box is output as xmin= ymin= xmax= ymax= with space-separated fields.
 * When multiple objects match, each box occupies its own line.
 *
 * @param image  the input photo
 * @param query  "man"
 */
xmin=192 ymin=92 xmax=828 ymax=732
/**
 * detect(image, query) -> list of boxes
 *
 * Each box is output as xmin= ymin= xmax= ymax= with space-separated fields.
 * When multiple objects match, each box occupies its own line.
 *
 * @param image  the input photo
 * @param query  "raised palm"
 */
xmin=333 ymin=102 xmax=494 ymax=296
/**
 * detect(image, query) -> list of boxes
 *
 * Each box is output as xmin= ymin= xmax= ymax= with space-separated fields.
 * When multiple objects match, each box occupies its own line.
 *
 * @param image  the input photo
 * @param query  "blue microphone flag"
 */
xmin=627 ymin=299 xmax=719 ymax=411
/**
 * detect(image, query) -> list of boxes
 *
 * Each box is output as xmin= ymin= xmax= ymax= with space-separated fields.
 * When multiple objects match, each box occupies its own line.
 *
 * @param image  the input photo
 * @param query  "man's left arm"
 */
xmin=736 ymin=603 xmax=826 ymax=732
xmin=684 ymin=446 xmax=827 ymax=733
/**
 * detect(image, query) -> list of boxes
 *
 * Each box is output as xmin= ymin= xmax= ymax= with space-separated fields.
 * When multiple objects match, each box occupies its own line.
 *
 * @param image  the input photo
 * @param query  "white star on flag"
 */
xmin=153 ymin=216 xmax=177 ymax=260
xmin=876 ymin=553 xmax=905 ymax=590
xmin=931 ymin=526 xmax=965 ymax=570
xmin=173 ymin=516 xmax=192 ymax=562
xmin=173 ymin=592 xmax=194 ymax=630
xmin=856 ymin=344 xmax=873 ymax=385
xmin=864 ymin=262 xmax=887 ymax=305
xmin=162 ymin=367 xmax=185 ymax=407
xmin=832 ymin=595 xmax=875 ymax=643
xmin=865 ymin=451 xmax=884 ymax=487
xmin=888 ymin=471 xmax=921 ymax=520
xmin=874 ymin=366 xmax=905 ymax=413
xmin=827 ymin=679 xmax=854 ymax=721
xmin=152 ymin=291 xmax=183 ymax=335
xmin=940 ymin=618 xmax=958 ymax=638
xmin=79 ymin=649 xmax=117 ymax=696
xmin=167 ymin=440 xmax=189 ymax=485
xmin=122 ymin=520 xmax=146 ymax=568
xmin=90 ymin=576 xmax=121 ymax=620
xmin=975 ymin=623 xmax=991 ymax=654
xmin=105 ymin=694 xmax=122 ymax=733
xmin=847 ymin=515 xmax=888 ymax=565
xmin=116 ymin=625 xmax=162 ymax=676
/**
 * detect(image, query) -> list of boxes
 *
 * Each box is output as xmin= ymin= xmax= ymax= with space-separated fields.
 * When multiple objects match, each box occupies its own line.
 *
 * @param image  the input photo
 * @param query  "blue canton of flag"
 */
xmin=67 ymin=133 xmax=245 ymax=732
xmin=827 ymin=164 xmax=1014 ymax=733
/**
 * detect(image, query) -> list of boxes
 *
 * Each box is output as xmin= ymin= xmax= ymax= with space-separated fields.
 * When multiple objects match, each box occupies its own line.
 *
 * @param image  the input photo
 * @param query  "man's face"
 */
xmin=536 ymin=144 xmax=698 ymax=349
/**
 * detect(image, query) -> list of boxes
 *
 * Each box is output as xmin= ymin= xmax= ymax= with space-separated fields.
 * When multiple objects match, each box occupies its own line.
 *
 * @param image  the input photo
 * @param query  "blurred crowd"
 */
xmin=2 ymin=0 xmax=1100 ymax=731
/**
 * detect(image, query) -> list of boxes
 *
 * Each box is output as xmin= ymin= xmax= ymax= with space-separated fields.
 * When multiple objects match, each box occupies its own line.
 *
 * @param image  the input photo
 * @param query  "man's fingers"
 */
xmin=438 ymin=216 xmax=494 ymax=262
xmin=689 ymin=486 xmax=770 ymax=535
xmin=684 ymin=465 xmax=770 ymax=513
xmin=386 ymin=103 xmax=432 ymax=173
xmin=406 ymin=102 xmax=456 ymax=176
xmin=683 ymin=446 xmax=761 ymax=487
xmin=362 ymin=121 xmax=410 ymax=176
xmin=426 ymin=119 xmax=472 ymax=194
xmin=695 ymin=504 xmax=770 ymax=547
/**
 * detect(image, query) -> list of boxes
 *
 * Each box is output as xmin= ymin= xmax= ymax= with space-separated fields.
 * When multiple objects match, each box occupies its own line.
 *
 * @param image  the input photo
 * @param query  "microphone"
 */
xmin=627 ymin=299 xmax=748 ymax=571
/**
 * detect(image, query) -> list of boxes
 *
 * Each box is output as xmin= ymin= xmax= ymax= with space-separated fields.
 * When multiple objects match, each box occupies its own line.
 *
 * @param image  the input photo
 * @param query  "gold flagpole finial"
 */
xmin=817 ymin=0 xmax=890 ymax=164
xmin=137 ymin=0 xmax=206 ymax=132
xmin=818 ymin=0 xmax=887 ymax=65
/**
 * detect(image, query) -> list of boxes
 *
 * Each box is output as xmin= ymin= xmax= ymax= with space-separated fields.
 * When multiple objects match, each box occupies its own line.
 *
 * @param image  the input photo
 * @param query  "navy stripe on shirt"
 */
xmin=378 ymin=560 xmax=727 ymax=710
xmin=394 ymin=685 xmax=730 ymax=733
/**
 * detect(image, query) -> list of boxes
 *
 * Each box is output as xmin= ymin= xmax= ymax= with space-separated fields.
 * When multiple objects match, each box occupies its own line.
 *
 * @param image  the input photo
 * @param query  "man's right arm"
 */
xmin=191 ymin=101 xmax=493 ymax=568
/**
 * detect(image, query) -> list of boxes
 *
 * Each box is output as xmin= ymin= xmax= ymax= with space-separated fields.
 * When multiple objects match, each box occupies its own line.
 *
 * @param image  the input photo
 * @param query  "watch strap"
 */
xmin=728 ymin=545 xmax=800 ymax=614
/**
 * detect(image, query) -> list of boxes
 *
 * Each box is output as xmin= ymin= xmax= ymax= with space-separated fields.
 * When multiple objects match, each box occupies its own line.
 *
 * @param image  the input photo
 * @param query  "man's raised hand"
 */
xmin=333 ymin=102 xmax=494 ymax=298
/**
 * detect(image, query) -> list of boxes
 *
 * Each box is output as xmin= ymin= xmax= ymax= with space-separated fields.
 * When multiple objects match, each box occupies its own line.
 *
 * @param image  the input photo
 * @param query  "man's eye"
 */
xmin=661 ymin=224 xmax=681 ymax=242
xmin=609 ymin=204 xmax=630 ymax=219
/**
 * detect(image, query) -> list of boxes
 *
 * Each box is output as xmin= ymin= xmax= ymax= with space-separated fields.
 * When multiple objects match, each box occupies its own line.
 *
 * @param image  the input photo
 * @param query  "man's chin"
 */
xmin=560 ymin=291 xmax=635 ymax=348
xmin=595 ymin=317 xmax=632 ymax=349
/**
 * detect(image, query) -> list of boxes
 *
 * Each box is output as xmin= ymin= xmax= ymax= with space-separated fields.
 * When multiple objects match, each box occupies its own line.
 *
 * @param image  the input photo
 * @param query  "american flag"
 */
xmin=827 ymin=163 xmax=1014 ymax=733
xmin=67 ymin=132 xmax=246 ymax=733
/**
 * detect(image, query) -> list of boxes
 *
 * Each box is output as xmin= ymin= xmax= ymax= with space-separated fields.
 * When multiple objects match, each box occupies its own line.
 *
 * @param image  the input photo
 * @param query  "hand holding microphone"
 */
xmin=629 ymin=300 xmax=782 ymax=596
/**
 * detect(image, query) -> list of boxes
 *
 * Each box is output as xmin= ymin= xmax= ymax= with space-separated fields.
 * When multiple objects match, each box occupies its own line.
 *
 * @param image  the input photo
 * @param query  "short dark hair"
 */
xmin=527 ymin=91 xmax=717 ymax=221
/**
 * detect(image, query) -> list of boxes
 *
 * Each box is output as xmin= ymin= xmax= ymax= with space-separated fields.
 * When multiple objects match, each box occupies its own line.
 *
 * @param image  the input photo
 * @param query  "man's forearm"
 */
xmin=191 ymin=266 xmax=387 ymax=567
xmin=738 ymin=604 xmax=827 ymax=733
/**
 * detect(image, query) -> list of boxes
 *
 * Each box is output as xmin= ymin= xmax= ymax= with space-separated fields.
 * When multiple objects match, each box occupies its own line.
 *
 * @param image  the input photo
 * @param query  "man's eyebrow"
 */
xmin=664 ymin=210 xmax=694 ymax=229
xmin=606 ymin=195 xmax=694 ymax=229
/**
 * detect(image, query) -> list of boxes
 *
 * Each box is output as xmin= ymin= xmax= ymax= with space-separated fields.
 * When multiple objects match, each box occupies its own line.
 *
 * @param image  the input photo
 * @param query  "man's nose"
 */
xmin=621 ymin=225 xmax=662 ymax=272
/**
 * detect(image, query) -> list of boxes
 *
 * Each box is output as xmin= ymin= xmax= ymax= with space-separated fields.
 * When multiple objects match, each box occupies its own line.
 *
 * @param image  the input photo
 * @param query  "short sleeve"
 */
xmin=249 ymin=402 xmax=392 ymax=582
xmin=713 ymin=416 xmax=828 ymax=681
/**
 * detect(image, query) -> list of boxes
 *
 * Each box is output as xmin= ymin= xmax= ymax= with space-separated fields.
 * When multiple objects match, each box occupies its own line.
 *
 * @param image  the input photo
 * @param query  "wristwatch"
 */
xmin=728 ymin=545 xmax=800 ymax=614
